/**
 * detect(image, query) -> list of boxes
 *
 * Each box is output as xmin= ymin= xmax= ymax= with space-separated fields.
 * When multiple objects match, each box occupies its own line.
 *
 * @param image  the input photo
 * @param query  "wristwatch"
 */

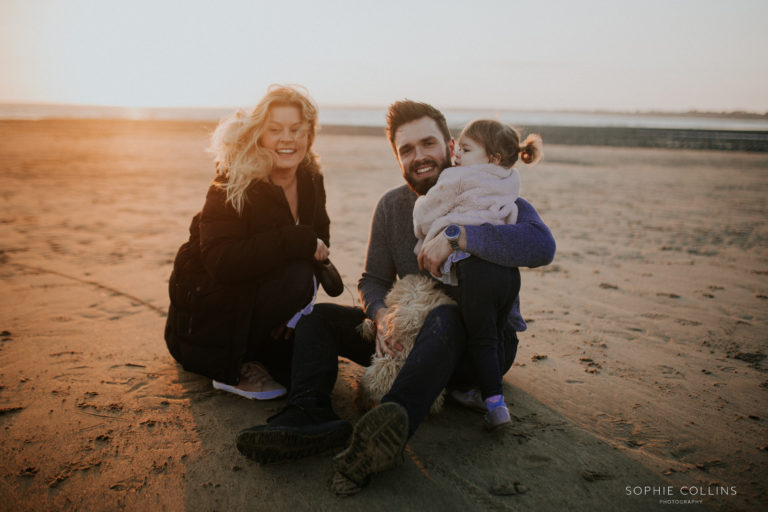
xmin=444 ymin=224 xmax=461 ymax=251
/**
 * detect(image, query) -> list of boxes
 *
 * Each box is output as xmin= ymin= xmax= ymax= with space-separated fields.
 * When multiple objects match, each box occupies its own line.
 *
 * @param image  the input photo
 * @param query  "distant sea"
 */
xmin=3 ymin=103 xmax=768 ymax=151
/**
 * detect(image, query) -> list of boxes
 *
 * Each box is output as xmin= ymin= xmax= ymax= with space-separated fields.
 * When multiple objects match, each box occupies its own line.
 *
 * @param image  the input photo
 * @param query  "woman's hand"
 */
xmin=374 ymin=308 xmax=403 ymax=358
xmin=314 ymin=238 xmax=330 ymax=262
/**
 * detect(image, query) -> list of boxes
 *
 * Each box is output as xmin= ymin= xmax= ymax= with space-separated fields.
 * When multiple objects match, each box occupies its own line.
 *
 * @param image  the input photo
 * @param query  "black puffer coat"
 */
xmin=164 ymin=165 xmax=330 ymax=384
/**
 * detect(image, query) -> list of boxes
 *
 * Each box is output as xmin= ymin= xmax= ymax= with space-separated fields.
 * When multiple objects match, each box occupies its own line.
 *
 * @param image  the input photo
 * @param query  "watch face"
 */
xmin=445 ymin=225 xmax=460 ymax=238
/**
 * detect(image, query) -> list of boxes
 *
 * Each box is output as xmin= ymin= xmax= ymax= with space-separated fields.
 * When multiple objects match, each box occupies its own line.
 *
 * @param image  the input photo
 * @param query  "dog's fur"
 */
xmin=359 ymin=274 xmax=456 ymax=414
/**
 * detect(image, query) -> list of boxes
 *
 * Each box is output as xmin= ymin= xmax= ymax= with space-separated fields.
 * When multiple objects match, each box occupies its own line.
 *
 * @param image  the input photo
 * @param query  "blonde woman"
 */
xmin=165 ymin=85 xmax=334 ymax=399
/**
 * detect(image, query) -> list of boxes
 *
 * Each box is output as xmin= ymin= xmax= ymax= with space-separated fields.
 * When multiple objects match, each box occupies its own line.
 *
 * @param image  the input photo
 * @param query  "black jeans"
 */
xmin=455 ymin=257 xmax=521 ymax=400
xmin=247 ymin=260 xmax=315 ymax=386
xmin=289 ymin=300 xmax=519 ymax=437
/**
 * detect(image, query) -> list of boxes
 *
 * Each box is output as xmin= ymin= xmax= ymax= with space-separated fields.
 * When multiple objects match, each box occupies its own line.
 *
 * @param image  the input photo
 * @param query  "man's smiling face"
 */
xmin=394 ymin=116 xmax=453 ymax=195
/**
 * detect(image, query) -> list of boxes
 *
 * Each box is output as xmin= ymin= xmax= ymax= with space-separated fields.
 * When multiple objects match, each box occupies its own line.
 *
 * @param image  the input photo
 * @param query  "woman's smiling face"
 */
xmin=260 ymin=105 xmax=309 ymax=174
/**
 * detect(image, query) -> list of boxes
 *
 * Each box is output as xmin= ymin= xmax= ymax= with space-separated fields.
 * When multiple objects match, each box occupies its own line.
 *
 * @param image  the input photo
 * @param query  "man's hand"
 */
xmin=374 ymin=307 xmax=403 ymax=357
xmin=417 ymin=234 xmax=453 ymax=278
xmin=418 ymin=226 xmax=467 ymax=277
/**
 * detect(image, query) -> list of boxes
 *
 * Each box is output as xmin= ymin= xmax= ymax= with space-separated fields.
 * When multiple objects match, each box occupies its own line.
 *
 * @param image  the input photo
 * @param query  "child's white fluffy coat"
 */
xmin=413 ymin=163 xmax=520 ymax=254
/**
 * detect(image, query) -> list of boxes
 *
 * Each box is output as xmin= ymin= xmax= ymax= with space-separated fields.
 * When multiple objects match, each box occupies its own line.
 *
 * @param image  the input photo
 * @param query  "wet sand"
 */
xmin=0 ymin=119 xmax=766 ymax=511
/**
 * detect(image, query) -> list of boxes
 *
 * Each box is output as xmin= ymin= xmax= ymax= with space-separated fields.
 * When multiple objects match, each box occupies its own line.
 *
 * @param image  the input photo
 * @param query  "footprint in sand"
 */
xmin=605 ymin=417 xmax=662 ymax=449
xmin=659 ymin=365 xmax=685 ymax=379
xmin=518 ymin=453 xmax=553 ymax=468
xmin=46 ymin=240 xmax=67 ymax=255
xmin=49 ymin=350 xmax=83 ymax=359
xmin=580 ymin=357 xmax=602 ymax=374
xmin=581 ymin=470 xmax=614 ymax=481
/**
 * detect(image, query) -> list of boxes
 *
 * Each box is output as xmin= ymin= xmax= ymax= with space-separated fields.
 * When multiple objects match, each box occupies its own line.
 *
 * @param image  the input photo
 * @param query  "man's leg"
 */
xmin=236 ymin=303 xmax=375 ymax=463
xmin=289 ymin=303 xmax=374 ymax=408
xmin=380 ymin=304 xmax=467 ymax=436
xmin=330 ymin=304 xmax=466 ymax=495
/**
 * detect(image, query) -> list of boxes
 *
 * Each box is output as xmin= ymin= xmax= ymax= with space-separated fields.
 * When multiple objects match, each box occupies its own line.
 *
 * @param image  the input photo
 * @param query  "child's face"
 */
xmin=455 ymin=136 xmax=490 ymax=167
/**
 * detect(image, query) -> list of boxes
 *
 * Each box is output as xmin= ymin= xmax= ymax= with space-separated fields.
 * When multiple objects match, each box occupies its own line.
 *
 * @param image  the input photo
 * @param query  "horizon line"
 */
xmin=1 ymin=100 xmax=766 ymax=119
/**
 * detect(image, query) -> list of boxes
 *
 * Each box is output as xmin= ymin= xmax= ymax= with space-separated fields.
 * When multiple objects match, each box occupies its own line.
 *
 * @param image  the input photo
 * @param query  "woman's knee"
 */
xmin=251 ymin=260 xmax=315 ymax=325
xmin=261 ymin=260 xmax=315 ymax=301
xmin=282 ymin=259 xmax=315 ymax=290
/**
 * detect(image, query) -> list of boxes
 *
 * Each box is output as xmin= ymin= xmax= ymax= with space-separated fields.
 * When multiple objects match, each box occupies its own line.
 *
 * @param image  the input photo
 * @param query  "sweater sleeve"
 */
xmin=464 ymin=197 xmax=555 ymax=268
xmin=358 ymin=196 xmax=396 ymax=319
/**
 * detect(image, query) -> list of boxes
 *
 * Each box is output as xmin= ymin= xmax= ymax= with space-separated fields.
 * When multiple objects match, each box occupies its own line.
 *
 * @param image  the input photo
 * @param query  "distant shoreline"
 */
xmin=3 ymin=118 xmax=767 ymax=152
xmin=2 ymin=102 xmax=766 ymax=119
xmin=319 ymin=124 xmax=768 ymax=152
xmin=283 ymin=123 xmax=768 ymax=152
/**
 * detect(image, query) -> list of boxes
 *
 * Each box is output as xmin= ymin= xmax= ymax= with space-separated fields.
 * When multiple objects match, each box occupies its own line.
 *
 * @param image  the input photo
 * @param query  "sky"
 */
xmin=1 ymin=0 xmax=766 ymax=113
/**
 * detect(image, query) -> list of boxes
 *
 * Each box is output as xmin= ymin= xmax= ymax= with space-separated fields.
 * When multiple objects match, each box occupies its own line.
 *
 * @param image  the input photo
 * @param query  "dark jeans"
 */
xmin=246 ymin=260 xmax=315 ymax=386
xmin=455 ymin=257 xmax=521 ymax=400
xmin=289 ymin=300 xmax=519 ymax=437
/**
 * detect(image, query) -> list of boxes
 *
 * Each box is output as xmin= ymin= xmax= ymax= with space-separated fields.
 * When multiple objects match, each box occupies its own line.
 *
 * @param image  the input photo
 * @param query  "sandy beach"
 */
xmin=0 ymin=119 xmax=766 ymax=511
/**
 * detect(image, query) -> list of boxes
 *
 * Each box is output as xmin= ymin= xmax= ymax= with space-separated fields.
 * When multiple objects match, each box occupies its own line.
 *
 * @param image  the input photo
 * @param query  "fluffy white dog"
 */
xmin=358 ymin=274 xmax=456 ymax=414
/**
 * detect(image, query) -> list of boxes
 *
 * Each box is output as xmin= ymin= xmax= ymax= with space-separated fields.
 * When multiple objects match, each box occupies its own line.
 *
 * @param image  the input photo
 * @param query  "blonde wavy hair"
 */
xmin=209 ymin=84 xmax=321 ymax=214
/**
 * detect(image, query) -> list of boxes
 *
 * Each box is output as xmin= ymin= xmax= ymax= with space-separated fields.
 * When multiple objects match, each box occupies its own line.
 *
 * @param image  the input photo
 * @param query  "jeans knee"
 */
xmin=425 ymin=304 xmax=461 ymax=327
xmin=458 ymin=258 xmax=519 ymax=301
xmin=253 ymin=260 xmax=315 ymax=321
xmin=284 ymin=260 xmax=315 ymax=288
xmin=276 ymin=260 xmax=315 ymax=302
xmin=295 ymin=302 xmax=334 ymax=333
xmin=295 ymin=303 xmax=363 ymax=339
xmin=418 ymin=305 xmax=464 ymax=345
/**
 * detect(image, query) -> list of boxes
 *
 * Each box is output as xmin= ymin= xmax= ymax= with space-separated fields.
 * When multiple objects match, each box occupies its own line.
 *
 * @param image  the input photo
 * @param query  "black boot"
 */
xmin=236 ymin=403 xmax=352 ymax=464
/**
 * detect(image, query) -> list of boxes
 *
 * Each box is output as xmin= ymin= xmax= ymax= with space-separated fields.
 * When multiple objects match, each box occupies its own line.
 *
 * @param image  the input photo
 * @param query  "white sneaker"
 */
xmin=448 ymin=388 xmax=486 ymax=413
xmin=212 ymin=361 xmax=287 ymax=400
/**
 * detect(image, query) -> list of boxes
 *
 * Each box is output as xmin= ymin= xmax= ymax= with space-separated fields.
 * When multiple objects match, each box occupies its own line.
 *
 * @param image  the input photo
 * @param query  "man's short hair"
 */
xmin=385 ymin=100 xmax=451 ymax=152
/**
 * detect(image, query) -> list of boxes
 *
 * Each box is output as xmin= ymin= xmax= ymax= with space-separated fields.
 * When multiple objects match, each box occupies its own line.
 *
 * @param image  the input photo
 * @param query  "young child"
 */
xmin=412 ymin=119 xmax=542 ymax=428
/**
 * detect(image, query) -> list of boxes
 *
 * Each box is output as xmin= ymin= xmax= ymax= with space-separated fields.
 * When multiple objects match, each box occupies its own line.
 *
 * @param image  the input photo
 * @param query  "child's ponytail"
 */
xmin=519 ymin=134 xmax=543 ymax=165
xmin=459 ymin=119 xmax=544 ymax=168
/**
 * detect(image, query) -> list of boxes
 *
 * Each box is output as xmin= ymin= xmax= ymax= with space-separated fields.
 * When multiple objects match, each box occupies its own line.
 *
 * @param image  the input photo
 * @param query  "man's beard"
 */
xmin=403 ymin=148 xmax=452 ymax=196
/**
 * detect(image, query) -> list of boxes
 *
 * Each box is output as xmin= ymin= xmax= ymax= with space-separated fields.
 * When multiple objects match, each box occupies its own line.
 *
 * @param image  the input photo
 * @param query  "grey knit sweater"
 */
xmin=358 ymin=184 xmax=556 ymax=332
